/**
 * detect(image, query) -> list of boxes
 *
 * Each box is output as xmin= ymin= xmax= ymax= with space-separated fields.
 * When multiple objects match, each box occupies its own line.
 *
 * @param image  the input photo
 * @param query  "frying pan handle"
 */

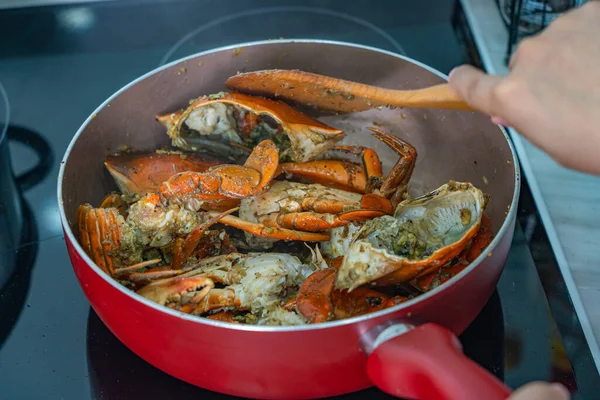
xmin=366 ymin=322 xmax=511 ymax=400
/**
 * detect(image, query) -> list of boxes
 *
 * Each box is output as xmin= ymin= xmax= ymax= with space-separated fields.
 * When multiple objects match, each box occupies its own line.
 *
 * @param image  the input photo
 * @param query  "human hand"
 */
xmin=508 ymin=382 xmax=570 ymax=400
xmin=448 ymin=1 xmax=600 ymax=175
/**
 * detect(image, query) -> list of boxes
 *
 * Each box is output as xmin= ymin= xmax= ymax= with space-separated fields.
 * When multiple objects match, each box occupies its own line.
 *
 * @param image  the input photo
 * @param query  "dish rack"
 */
xmin=497 ymin=0 xmax=588 ymax=64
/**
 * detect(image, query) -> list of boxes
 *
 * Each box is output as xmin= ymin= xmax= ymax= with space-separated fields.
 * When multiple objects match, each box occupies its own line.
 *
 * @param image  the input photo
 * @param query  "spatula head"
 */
xmin=225 ymin=69 xmax=389 ymax=114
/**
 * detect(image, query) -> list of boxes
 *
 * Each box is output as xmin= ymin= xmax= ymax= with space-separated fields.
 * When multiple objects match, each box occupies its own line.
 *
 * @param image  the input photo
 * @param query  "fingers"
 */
xmin=448 ymin=65 xmax=505 ymax=117
xmin=508 ymin=382 xmax=570 ymax=400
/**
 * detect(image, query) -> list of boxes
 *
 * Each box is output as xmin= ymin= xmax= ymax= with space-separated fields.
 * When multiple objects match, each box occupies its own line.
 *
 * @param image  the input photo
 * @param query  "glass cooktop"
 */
xmin=0 ymin=0 xmax=599 ymax=398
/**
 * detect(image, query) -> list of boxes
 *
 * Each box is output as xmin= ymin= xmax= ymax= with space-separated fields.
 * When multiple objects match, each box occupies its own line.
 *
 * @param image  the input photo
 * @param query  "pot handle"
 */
xmin=8 ymin=125 xmax=53 ymax=192
xmin=366 ymin=322 xmax=511 ymax=400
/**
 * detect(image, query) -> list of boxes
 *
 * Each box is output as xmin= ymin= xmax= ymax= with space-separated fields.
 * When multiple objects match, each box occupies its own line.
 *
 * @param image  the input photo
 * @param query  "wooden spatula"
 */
xmin=225 ymin=69 xmax=471 ymax=113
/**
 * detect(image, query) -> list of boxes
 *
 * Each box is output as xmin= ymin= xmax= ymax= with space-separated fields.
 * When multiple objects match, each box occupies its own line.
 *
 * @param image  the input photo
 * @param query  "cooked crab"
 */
xmin=319 ymin=222 xmax=363 ymax=258
xmin=410 ymin=214 xmax=493 ymax=292
xmin=335 ymin=181 xmax=488 ymax=291
xmin=281 ymin=249 xmax=408 ymax=324
xmin=211 ymin=180 xmax=392 ymax=249
xmin=278 ymin=127 xmax=417 ymax=208
xmin=137 ymin=252 xmax=317 ymax=321
xmin=76 ymin=192 xmax=237 ymax=286
xmin=156 ymin=92 xmax=344 ymax=162
xmin=209 ymin=129 xmax=417 ymax=249
xmin=158 ymin=139 xmax=279 ymax=212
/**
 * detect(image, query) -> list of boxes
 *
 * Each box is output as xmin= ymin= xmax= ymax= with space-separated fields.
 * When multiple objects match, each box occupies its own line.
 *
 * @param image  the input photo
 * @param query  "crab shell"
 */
xmin=156 ymin=92 xmax=344 ymax=162
xmin=104 ymin=152 xmax=226 ymax=197
xmin=335 ymin=181 xmax=487 ymax=291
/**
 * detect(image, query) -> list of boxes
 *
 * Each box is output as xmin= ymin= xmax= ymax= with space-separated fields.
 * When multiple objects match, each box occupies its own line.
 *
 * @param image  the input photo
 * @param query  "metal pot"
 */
xmin=57 ymin=40 xmax=520 ymax=400
xmin=0 ymin=81 xmax=51 ymax=291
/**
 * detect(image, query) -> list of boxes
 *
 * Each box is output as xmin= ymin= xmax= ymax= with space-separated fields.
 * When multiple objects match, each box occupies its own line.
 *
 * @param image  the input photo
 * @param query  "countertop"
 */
xmin=461 ymin=0 xmax=600 ymax=372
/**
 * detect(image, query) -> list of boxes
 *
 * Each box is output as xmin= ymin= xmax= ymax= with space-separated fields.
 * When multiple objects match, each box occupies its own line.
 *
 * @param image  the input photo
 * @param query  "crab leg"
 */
xmin=293 ymin=268 xmax=398 ymax=323
xmin=369 ymin=127 xmax=417 ymax=207
xmin=278 ymin=145 xmax=383 ymax=193
xmin=76 ymin=204 xmax=93 ymax=263
xmin=99 ymin=193 xmax=125 ymax=215
xmin=214 ymin=214 xmax=330 ymax=241
xmin=191 ymin=288 xmax=243 ymax=314
xmin=114 ymin=260 xmax=185 ymax=286
xmin=255 ymin=191 xmax=392 ymax=233
xmin=261 ymin=209 xmax=388 ymax=233
xmin=113 ymin=259 xmax=162 ymax=275
xmin=329 ymin=146 xmax=383 ymax=179
xmin=207 ymin=311 xmax=237 ymax=322
xmin=296 ymin=194 xmax=392 ymax=215
xmin=127 ymin=267 xmax=184 ymax=283
xmin=330 ymin=287 xmax=396 ymax=320
xmin=296 ymin=268 xmax=336 ymax=323
xmin=465 ymin=214 xmax=493 ymax=262
xmin=77 ymin=205 xmax=123 ymax=276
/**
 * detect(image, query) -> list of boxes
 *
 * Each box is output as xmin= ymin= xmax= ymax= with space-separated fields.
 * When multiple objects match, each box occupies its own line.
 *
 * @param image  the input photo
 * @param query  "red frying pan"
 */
xmin=57 ymin=40 xmax=519 ymax=400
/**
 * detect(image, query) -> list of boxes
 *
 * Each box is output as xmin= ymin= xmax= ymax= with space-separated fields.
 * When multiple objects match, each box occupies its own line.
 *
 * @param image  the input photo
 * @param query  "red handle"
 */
xmin=366 ymin=323 xmax=512 ymax=400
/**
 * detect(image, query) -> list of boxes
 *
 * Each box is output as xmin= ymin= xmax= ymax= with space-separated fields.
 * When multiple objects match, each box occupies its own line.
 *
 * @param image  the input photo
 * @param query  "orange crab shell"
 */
xmin=104 ymin=152 xmax=226 ymax=196
xmin=156 ymin=92 xmax=345 ymax=162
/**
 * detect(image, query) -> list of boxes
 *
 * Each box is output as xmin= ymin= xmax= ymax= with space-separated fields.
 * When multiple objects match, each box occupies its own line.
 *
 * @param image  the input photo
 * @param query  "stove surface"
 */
xmin=0 ymin=0 xmax=598 ymax=398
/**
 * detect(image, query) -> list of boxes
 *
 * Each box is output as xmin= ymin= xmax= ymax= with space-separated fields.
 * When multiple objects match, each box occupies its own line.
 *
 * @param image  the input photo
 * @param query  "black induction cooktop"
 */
xmin=0 ymin=1 xmax=599 ymax=399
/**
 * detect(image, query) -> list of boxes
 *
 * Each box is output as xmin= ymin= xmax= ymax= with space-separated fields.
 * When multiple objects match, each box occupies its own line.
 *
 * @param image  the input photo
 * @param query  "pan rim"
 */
xmin=57 ymin=38 xmax=521 ymax=333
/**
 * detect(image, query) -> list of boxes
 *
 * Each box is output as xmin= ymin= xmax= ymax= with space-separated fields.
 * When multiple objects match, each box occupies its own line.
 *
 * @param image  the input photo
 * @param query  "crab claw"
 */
xmin=104 ymin=152 xmax=225 ymax=197
xmin=292 ymin=269 xmax=397 ymax=323
xmin=159 ymin=139 xmax=279 ymax=206
xmin=207 ymin=311 xmax=237 ymax=323
xmin=230 ymin=180 xmax=391 ymax=249
xmin=296 ymin=268 xmax=336 ymax=324
xmin=137 ymin=274 xmax=215 ymax=311
xmin=157 ymin=92 xmax=344 ymax=162
xmin=330 ymin=287 xmax=395 ymax=319
xmin=113 ymin=259 xmax=182 ymax=282
xmin=214 ymin=214 xmax=330 ymax=242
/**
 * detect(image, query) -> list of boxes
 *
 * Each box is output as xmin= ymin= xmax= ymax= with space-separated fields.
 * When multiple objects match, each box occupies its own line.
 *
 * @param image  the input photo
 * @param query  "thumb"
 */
xmin=508 ymin=382 xmax=570 ymax=400
xmin=448 ymin=65 xmax=506 ymax=119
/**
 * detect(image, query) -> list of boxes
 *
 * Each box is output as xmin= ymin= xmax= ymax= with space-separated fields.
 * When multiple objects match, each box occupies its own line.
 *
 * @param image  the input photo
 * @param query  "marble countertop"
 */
xmin=460 ymin=0 xmax=600 ymax=372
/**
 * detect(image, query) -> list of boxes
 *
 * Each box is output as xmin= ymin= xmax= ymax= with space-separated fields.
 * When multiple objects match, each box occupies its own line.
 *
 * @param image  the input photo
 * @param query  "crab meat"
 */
xmin=336 ymin=181 xmax=487 ymax=291
xmin=320 ymin=223 xmax=363 ymax=258
xmin=256 ymin=306 xmax=307 ymax=326
xmin=156 ymin=92 xmax=344 ymax=162
xmin=76 ymin=193 xmax=237 ymax=284
xmin=218 ymin=180 xmax=392 ymax=249
xmin=126 ymin=193 xmax=199 ymax=248
xmin=137 ymin=252 xmax=317 ymax=317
